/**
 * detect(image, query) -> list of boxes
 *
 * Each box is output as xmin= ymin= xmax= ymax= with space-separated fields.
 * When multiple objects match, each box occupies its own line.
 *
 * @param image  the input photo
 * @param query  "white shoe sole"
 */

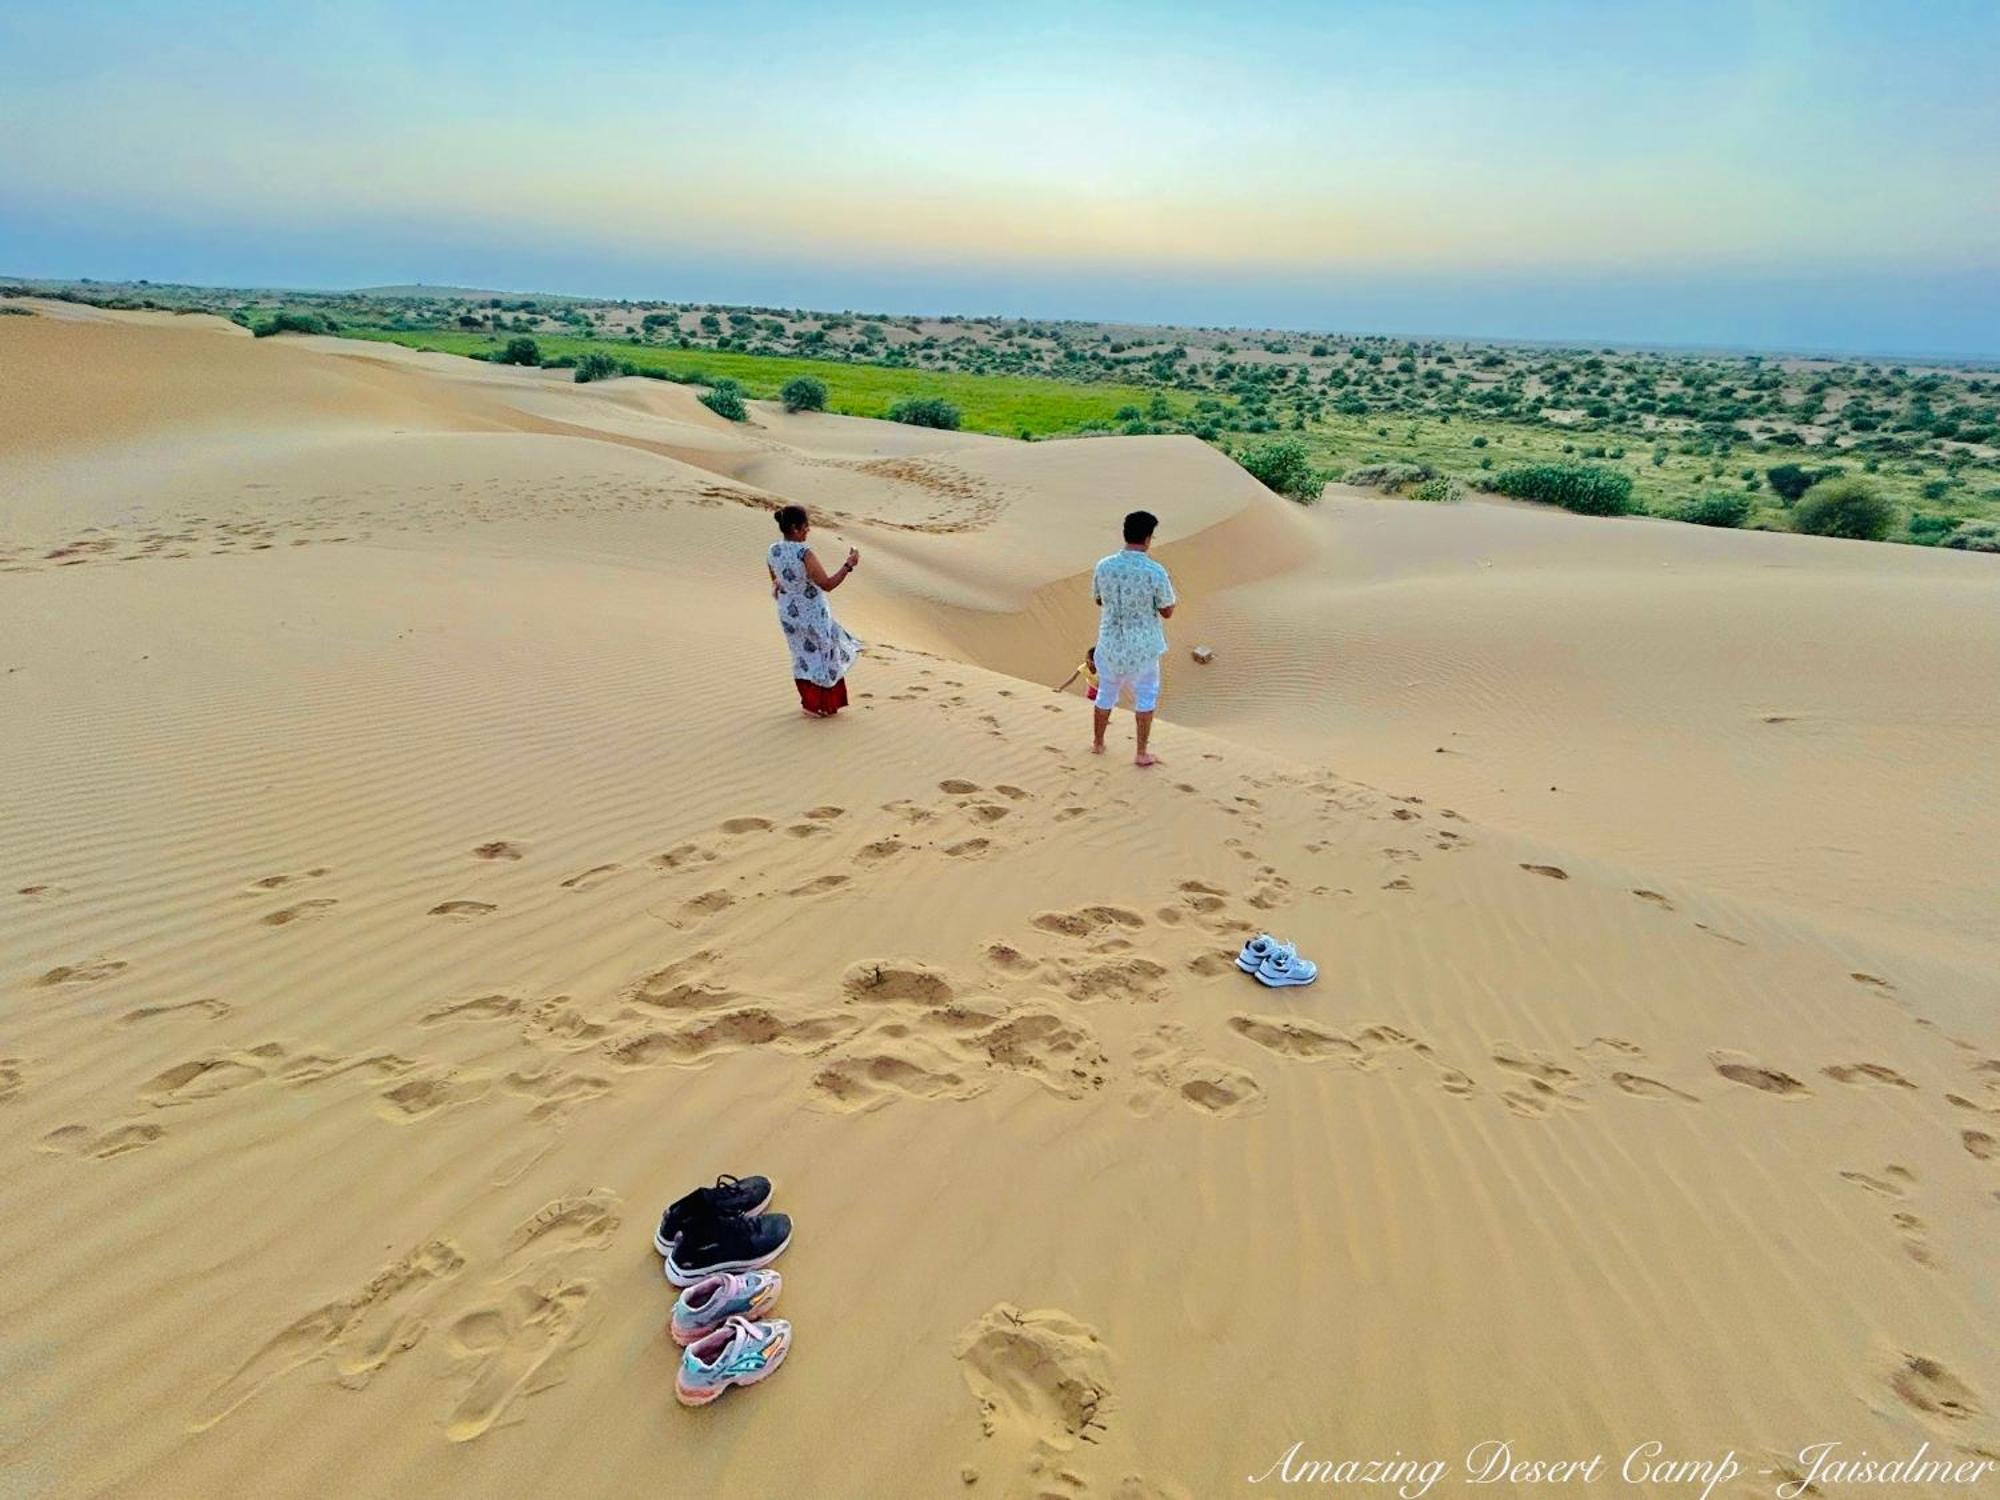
xmin=652 ymin=1184 xmax=774 ymax=1257
xmin=1256 ymin=969 xmax=1317 ymax=987
xmin=663 ymin=1226 xmax=793 ymax=1287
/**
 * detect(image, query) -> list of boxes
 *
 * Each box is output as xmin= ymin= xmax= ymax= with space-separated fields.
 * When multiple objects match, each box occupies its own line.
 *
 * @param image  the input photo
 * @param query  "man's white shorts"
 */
xmin=1094 ymin=661 xmax=1161 ymax=713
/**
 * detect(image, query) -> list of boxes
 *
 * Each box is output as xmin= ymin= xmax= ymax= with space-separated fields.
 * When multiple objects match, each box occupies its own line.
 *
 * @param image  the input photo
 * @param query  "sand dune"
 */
xmin=4 ymin=309 xmax=1999 ymax=1499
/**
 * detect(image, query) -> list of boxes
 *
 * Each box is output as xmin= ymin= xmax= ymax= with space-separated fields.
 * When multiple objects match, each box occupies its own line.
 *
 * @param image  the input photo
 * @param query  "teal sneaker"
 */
xmin=676 ymin=1315 xmax=792 ymax=1407
xmin=670 ymin=1271 xmax=783 ymax=1346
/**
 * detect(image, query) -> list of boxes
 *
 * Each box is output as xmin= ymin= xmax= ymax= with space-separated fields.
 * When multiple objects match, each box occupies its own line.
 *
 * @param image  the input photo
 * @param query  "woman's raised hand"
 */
xmin=845 ymin=547 xmax=861 ymax=571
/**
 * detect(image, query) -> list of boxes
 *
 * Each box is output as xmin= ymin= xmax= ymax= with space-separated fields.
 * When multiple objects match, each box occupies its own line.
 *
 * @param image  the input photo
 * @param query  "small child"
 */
xmin=1053 ymin=646 xmax=1098 ymax=702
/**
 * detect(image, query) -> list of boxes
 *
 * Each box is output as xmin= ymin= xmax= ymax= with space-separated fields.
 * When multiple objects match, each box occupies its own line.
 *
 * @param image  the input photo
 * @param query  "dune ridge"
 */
xmin=3 ymin=309 xmax=1998 ymax=1499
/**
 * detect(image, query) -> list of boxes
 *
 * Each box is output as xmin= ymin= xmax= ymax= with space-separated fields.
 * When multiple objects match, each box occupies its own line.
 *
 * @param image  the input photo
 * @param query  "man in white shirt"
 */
xmin=1091 ymin=509 xmax=1177 ymax=767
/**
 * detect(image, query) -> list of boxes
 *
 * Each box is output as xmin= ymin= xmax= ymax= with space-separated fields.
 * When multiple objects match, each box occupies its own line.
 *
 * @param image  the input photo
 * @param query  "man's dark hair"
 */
xmin=774 ymin=504 xmax=809 ymax=536
xmin=1123 ymin=510 xmax=1158 ymax=545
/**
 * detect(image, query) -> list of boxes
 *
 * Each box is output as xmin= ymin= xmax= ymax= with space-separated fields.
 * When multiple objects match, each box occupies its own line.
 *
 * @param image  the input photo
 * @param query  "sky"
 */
xmin=2 ymin=0 xmax=1995 ymax=355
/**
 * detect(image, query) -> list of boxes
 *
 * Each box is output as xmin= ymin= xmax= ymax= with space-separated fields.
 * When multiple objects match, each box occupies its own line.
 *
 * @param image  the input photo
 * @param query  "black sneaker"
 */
xmin=653 ymin=1174 xmax=774 ymax=1255
xmin=664 ymin=1211 xmax=793 ymax=1287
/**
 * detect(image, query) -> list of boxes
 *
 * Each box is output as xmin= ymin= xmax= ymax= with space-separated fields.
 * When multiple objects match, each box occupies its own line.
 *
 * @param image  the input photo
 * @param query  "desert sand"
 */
xmin=4 ymin=304 xmax=1999 ymax=1499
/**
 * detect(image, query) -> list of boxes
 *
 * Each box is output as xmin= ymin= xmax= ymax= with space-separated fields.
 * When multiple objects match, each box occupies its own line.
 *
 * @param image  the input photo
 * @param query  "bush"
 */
xmin=1792 ymin=475 xmax=1895 ymax=540
xmin=253 ymin=310 xmax=336 ymax=338
xmin=1490 ymin=463 xmax=1635 ymax=516
xmin=1676 ymin=491 xmax=1753 ymax=528
xmin=886 ymin=396 xmax=961 ymax=429
xmin=1942 ymin=519 xmax=2000 ymax=553
xmin=1344 ymin=462 xmax=1436 ymax=493
xmin=497 ymin=336 xmax=542 ymax=366
xmin=1240 ymin=438 xmax=1323 ymax=502
xmin=780 ymin=376 xmax=828 ymax=413
xmin=699 ymin=378 xmax=749 ymax=421
xmin=1410 ymin=476 xmax=1460 ymax=503
xmin=573 ymin=351 xmax=622 ymax=383
xmin=1907 ymin=513 xmax=1959 ymax=541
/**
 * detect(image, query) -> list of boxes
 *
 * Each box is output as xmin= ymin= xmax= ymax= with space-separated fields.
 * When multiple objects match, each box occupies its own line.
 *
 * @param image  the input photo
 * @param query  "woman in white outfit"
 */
xmin=767 ymin=504 xmax=862 ymax=717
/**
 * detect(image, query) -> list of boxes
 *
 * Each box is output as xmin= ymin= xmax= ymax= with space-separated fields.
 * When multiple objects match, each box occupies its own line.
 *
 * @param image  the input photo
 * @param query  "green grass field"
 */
xmin=342 ymin=329 xmax=1186 ymax=438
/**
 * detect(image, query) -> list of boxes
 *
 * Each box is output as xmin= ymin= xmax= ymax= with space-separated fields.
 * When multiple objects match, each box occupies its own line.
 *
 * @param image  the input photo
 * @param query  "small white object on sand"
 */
xmin=1191 ymin=645 xmax=1215 ymax=664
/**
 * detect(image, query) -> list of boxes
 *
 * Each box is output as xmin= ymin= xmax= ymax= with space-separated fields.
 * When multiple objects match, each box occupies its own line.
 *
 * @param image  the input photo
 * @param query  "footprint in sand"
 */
xmin=1032 ymin=906 xmax=1147 ymax=940
xmin=40 ymin=1121 xmax=166 ymax=1159
xmin=944 ymin=838 xmax=995 ymax=858
xmin=1823 ymin=1062 xmax=1917 ymax=1090
xmin=118 ymin=997 xmax=232 ymax=1026
xmin=856 ymin=836 xmax=907 ymax=865
xmin=651 ymin=843 xmax=717 ymax=871
xmin=605 ymin=1008 xmax=857 ymax=1069
xmin=1519 ymin=864 xmax=1569 ymax=881
xmin=376 ymin=1072 xmax=493 ymax=1122
xmin=472 ymin=841 xmax=524 ymax=861
xmin=1708 ymin=1051 xmax=1810 ymax=1096
xmin=140 ymin=1048 xmax=280 ymax=1106
xmin=1054 ymin=955 xmax=1171 ymax=1005
xmin=422 ymin=994 xmax=525 ymax=1026
xmin=1839 ymin=1165 xmax=1917 ymax=1198
xmin=1887 ymin=1353 xmax=1984 ymax=1429
xmin=627 ymin=950 xmax=736 ymax=1011
xmin=262 ymin=899 xmax=339 ymax=927
xmin=191 ymin=1238 xmax=469 ymax=1431
xmin=809 ymin=1046 xmax=988 ymax=1112
xmin=1964 ymin=1131 xmax=1998 ymax=1161
xmin=938 ymin=779 xmax=982 ymax=795
xmin=1850 ymin=972 xmax=1896 ymax=993
xmin=955 ymin=1303 xmax=1111 ymax=1470
xmin=1131 ymin=1027 xmax=1264 ymax=1117
xmin=719 ymin=817 xmax=773 ymax=835
xmin=786 ymin=872 xmax=852 ymax=896
xmin=843 ymin=960 xmax=957 ymax=1006
xmin=428 ymin=901 xmax=497 ymax=920
xmin=559 ymin=863 xmax=621 ymax=890
xmin=0 ymin=1057 xmax=22 ymax=1101
xmin=804 ymin=805 xmax=846 ymax=821
xmin=36 ymin=959 xmax=130 ymax=987
xmin=1632 ymin=889 xmax=1675 ymax=910
xmin=1608 ymin=1072 xmax=1700 ymax=1104
xmin=1490 ymin=1044 xmax=1592 ymax=1116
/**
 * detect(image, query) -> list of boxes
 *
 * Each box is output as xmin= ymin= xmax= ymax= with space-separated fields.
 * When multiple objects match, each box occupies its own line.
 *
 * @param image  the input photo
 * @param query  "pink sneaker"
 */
xmin=670 ymin=1270 xmax=783 ymax=1346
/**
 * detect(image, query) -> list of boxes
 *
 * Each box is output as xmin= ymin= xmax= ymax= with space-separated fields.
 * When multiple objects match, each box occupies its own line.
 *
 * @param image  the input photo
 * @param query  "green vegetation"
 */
xmin=1410 ymin=475 xmax=1461 ymax=503
xmin=780 ymin=375 xmax=828 ymax=413
xmin=11 ymin=276 xmax=1997 ymax=548
xmin=254 ymin=310 xmax=337 ymax=338
xmin=1676 ymin=491 xmax=1754 ymax=528
xmin=886 ymin=395 xmax=961 ymax=430
xmin=1238 ymin=437 xmax=1323 ymax=501
xmin=1490 ymin=464 xmax=1635 ymax=516
xmin=1792 ymin=475 xmax=1896 ymax=540
xmin=573 ymin=351 xmax=622 ymax=383
xmin=698 ymin=378 xmax=749 ymax=422
xmin=1944 ymin=519 xmax=2000 ymax=552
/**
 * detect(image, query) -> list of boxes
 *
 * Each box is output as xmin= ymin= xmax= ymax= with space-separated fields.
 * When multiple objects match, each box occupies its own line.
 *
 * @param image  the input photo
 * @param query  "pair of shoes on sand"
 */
xmin=1235 ymin=933 xmax=1318 ymax=987
xmin=655 ymin=1174 xmax=794 ymax=1406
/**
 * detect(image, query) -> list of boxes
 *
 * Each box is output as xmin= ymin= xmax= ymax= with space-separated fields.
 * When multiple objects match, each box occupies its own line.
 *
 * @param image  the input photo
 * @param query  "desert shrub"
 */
xmin=496 ymin=336 xmax=542 ymax=366
xmin=1792 ymin=475 xmax=1895 ymax=540
xmin=1344 ymin=462 xmax=1435 ymax=493
xmin=542 ymin=354 xmax=577 ymax=369
xmin=573 ymin=351 xmax=622 ymax=383
xmin=1942 ymin=519 xmax=2000 ymax=552
xmin=1410 ymin=475 xmax=1460 ymax=503
xmin=699 ymin=378 xmax=749 ymax=421
xmin=1490 ymin=463 xmax=1634 ymax=516
xmin=1676 ymin=491 xmax=1753 ymax=528
xmin=1240 ymin=438 xmax=1324 ymax=502
xmin=886 ymin=396 xmax=960 ymax=429
xmin=780 ymin=375 xmax=828 ymax=413
xmin=253 ymin=310 xmax=336 ymax=338
xmin=1471 ymin=435 xmax=1488 ymax=448
xmin=1906 ymin=513 xmax=1958 ymax=543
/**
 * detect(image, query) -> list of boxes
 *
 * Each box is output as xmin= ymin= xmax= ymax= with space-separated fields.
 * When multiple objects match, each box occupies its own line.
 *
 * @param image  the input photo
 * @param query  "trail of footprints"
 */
xmin=190 ymin=1188 xmax=621 ymax=1443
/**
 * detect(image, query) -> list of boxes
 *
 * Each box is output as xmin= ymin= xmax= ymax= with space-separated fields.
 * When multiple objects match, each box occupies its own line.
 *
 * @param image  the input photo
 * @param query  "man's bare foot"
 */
xmin=1090 ymin=742 xmax=1106 ymax=754
xmin=1134 ymin=752 xmax=1162 ymax=768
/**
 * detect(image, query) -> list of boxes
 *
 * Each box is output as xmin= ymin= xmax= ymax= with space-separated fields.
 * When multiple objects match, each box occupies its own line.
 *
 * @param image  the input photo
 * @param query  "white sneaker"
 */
xmin=1236 ymin=934 xmax=1291 ymax=973
xmin=1256 ymin=950 xmax=1317 ymax=987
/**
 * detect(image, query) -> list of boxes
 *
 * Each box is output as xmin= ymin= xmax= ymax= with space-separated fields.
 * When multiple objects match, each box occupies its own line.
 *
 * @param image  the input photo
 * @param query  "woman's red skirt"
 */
xmin=796 ymin=678 xmax=849 ymax=715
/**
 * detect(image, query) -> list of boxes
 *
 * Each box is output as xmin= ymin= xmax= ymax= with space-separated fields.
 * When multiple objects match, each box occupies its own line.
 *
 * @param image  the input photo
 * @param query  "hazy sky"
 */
xmin=2 ymin=0 xmax=1994 ymax=354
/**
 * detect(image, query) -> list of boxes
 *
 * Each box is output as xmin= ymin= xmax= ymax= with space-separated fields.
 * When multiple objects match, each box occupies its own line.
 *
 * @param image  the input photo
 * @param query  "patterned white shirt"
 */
xmin=1091 ymin=549 xmax=1176 ymax=677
